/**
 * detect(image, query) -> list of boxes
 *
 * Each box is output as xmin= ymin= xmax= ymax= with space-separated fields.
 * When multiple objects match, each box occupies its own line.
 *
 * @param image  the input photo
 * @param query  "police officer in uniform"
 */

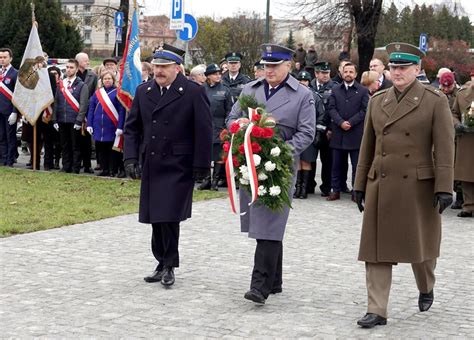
xmin=309 ymin=61 xmax=336 ymax=196
xmin=124 ymin=44 xmax=212 ymax=287
xmin=198 ymin=63 xmax=233 ymax=191
xmin=294 ymin=70 xmax=326 ymax=199
xmin=354 ymin=42 xmax=454 ymax=328
xmin=227 ymin=44 xmax=315 ymax=304
xmin=221 ymin=52 xmax=251 ymax=104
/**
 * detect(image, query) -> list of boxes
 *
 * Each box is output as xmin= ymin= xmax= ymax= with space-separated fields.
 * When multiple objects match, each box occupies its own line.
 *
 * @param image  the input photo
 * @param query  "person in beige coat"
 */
xmin=353 ymin=43 xmax=455 ymax=328
xmin=452 ymin=83 xmax=474 ymax=217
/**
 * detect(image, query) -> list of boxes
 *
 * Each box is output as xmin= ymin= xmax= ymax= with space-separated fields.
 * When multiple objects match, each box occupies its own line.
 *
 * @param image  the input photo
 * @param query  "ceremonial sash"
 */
xmin=42 ymin=105 xmax=53 ymax=123
xmin=96 ymin=87 xmax=123 ymax=151
xmin=59 ymin=81 xmax=80 ymax=113
xmin=0 ymin=81 xmax=13 ymax=101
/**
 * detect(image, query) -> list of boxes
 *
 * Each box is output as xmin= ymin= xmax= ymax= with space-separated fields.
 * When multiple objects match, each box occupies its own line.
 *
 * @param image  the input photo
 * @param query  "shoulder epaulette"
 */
xmin=424 ymin=85 xmax=443 ymax=97
xmin=372 ymin=88 xmax=390 ymax=98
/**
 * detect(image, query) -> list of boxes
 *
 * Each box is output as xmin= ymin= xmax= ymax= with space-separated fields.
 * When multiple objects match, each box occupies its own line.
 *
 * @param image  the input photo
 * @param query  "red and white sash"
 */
xmin=96 ymin=87 xmax=123 ymax=151
xmin=59 ymin=80 xmax=80 ymax=113
xmin=0 ymin=81 xmax=13 ymax=101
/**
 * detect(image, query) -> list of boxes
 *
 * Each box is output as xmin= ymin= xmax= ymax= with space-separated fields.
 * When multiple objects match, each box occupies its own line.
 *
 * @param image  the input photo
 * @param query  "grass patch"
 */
xmin=0 ymin=168 xmax=225 ymax=237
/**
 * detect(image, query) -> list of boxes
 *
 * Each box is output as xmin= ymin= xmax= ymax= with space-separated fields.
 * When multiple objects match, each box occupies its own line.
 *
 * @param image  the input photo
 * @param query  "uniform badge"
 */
xmin=4 ymin=78 xmax=10 ymax=84
xmin=309 ymin=99 xmax=315 ymax=105
xmin=147 ymin=87 xmax=151 ymax=91
xmin=395 ymin=44 xmax=401 ymax=51
xmin=178 ymin=87 xmax=183 ymax=92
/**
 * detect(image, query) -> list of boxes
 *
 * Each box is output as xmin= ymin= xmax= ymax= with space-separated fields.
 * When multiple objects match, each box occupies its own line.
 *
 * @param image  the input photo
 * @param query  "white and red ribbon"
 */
xmin=59 ymin=81 xmax=79 ymax=113
xmin=226 ymin=107 xmax=260 ymax=214
xmin=96 ymin=87 xmax=123 ymax=152
xmin=0 ymin=81 xmax=13 ymax=101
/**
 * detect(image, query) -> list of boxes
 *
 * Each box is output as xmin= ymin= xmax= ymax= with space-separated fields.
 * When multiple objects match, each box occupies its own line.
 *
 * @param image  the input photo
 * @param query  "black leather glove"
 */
xmin=433 ymin=192 xmax=453 ymax=214
xmin=454 ymin=123 xmax=466 ymax=135
xmin=125 ymin=162 xmax=142 ymax=180
xmin=355 ymin=190 xmax=365 ymax=212
xmin=313 ymin=131 xmax=323 ymax=147
xmin=193 ymin=167 xmax=210 ymax=181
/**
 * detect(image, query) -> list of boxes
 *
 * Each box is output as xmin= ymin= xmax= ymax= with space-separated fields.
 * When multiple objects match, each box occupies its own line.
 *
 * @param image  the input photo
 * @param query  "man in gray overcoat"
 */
xmin=226 ymin=44 xmax=315 ymax=304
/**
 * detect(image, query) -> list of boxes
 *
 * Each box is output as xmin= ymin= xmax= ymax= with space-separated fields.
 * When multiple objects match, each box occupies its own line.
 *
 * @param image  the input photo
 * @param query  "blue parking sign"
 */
xmin=419 ymin=33 xmax=428 ymax=53
xmin=170 ymin=0 xmax=184 ymax=30
xmin=176 ymin=14 xmax=198 ymax=41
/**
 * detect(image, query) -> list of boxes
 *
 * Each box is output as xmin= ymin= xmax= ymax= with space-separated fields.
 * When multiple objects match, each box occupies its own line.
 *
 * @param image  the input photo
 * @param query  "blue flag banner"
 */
xmin=118 ymin=8 xmax=142 ymax=111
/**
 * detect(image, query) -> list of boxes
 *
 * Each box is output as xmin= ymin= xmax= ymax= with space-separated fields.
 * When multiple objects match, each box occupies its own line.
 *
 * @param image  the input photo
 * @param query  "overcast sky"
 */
xmin=139 ymin=0 xmax=473 ymax=22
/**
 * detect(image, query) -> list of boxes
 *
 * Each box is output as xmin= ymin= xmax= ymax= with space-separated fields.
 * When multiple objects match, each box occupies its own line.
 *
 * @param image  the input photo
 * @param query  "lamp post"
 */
xmin=265 ymin=0 xmax=270 ymax=43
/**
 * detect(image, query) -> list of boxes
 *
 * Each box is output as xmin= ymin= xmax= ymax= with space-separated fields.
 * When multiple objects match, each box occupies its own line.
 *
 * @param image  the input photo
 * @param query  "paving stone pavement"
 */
xmin=1 ymin=190 xmax=473 ymax=338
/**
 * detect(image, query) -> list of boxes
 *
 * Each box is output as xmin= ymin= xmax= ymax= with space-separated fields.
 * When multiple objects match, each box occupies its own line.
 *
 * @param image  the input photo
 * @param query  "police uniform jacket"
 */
xmin=328 ymin=81 xmax=369 ymax=150
xmin=204 ymin=82 xmax=233 ymax=144
xmin=221 ymin=72 xmax=251 ymax=104
xmin=452 ymin=85 xmax=474 ymax=182
xmin=226 ymin=75 xmax=315 ymax=241
xmin=0 ymin=66 xmax=18 ymax=115
xmin=124 ymin=73 xmax=212 ymax=223
xmin=354 ymin=80 xmax=454 ymax=263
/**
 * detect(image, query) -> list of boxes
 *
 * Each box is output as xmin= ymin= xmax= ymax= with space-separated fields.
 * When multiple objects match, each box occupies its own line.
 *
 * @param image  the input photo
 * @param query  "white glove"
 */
xmin=53 ymin=123 xmax=59 ymax=131
xmin=86 ymin=126 xmax=93 ymax=135
xmin=73 ymin=124 xmax=82 ymax=130
xmin=21 ymin=116 xmax=29 ymax=124
xmin=8 ymin=112 xmax=17 ymax=125
xmin=115 ymin=128 xmax=123 ymax=136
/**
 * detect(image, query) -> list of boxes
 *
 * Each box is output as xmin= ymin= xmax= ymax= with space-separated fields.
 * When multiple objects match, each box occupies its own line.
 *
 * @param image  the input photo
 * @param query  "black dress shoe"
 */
xmin=418 ymin=290 xmax=434 ymax=312
xmin=451 ymin=201 xmax=463 ymax=209
xmin=457 ymin=211 xmax=473 ymax=218
xmin=116 ymin=170 xmax=126 ymax=178
xmin=144 ymin=269 xmax=164 ymax=283
xmin=357 ymin=313 xmax=387 ymax=328
xmin=161 ymin=267 xmax=175 ymax=286
xmin=84 ymin=167 xmax=94 ymax=174
xmin=244 ymin=288 xmax=266 ymax=304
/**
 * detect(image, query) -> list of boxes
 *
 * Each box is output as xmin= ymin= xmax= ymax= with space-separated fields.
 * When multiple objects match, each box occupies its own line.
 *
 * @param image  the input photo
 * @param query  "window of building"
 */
xmin=85 ymin=17 xmax=91 ymax=26
xmin=84 ymin=32 xmax=91 ymax=41
xmin=74 ymin=5 xmax=77 ymax=12
xmin=105 ymin=18 xmax=109 ymax=29
xmin=84 ymin=5 xmax=91 ymax=12
xmin=105 ymin=32 xmax=109 ymax=45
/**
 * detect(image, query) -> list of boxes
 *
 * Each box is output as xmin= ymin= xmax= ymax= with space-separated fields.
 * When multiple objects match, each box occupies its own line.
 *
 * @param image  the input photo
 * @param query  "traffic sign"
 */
xmin=115 ymin=27 xmax=122 ymax=43
xmin=419 ymin=33 xmax=428 ymax=53
xmin=176 ymin=14 xmax=198 ymax=41
xmin=170 ymin=0 xmax=184 ymax=30
xmin=115 ymin=11 xmax=124 ymax=28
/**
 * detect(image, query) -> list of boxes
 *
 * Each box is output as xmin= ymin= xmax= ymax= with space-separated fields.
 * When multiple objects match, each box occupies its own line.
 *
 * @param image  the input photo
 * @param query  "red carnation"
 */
xmin=219 ymin=129 xmax=229 ymax=141
xmin=230 ymin=121 xmax=240 ymax=134
xmin=252 ymin=113 xmax=261 ymax=122
xmin=251 ymin=126 xmax=264 ymax=138
xmin=251 ymin=142 xmax=262 ymax=153
xmin=232 ymin=155 xmax=239 ymax=167
xmin=223 ymin=141 xmax=230 ymax=152
xmin=262 ymin=127 xmax=274 ymax=138
xmin=238 ymin=144 xmax=245 ymax=154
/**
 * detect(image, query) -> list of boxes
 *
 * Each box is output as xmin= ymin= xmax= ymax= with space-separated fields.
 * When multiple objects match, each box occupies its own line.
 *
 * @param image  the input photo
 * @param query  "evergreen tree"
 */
xmin=398 ymin=7 xmax=413 ymax=44
xmin=411 ymin=5 xmax=423 ymax=46
xmin=0 ymin=0 xmax=83 ymax=68
xmin=375 ymin=3 xmax=399 ymax=46
xmin=434 ymin=6 xmax=453 ymax=40
xmin=419 ymin=5 xmax=435 ymax=42
xmin=458 ymin=17 xmax=473 ymax=45
xmin=286 ymin=30 xmax=296 ymax=50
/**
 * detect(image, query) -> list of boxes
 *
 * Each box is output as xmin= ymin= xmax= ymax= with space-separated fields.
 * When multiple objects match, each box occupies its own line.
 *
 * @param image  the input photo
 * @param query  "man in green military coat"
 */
xmin=353 ymin=43 xmax=454 ymax=328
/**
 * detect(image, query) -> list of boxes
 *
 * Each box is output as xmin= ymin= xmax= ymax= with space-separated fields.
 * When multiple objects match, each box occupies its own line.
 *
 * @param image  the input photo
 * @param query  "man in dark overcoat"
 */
xmin=221 ymin=52 xmax=251 ymax=104
xmin=354 ymin=42 xmax=454 ymax=328
xmin=123 ymin=44 xmax=212 ymax=287
xmin=327 ymin=62 xmax=369 ymax=201
xmin=227 ymin=44 xmax=315 ymax=304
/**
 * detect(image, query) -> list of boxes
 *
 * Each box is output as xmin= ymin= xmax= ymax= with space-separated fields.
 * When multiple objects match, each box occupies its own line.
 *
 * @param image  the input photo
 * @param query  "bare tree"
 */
xmin=286 ymin=0 xmax=382 ymax=75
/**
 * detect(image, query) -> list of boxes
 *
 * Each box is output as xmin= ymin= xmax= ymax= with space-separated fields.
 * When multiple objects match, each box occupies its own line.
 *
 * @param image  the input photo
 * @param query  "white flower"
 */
xmin=258 ymin=185 xmax=267 ymax=196
xmin=239 ymin=178 xmax=249 ymax=185
xmin=253 ymin=154 xmax=261 ymax=166
xmin=242 ymin=171 xmax=249 ymax=180
xmin=270 ymin=146 xmax=281 ymax=157
xmin=269 ymin=186 xmax=281 ymax=196
xmin=239 ymin=165 xmax=248 ymax=174
xmin=264 ymin=161 xmax=276 ymax=172
xmin=258 ymin=172 xmax=268 ymax=181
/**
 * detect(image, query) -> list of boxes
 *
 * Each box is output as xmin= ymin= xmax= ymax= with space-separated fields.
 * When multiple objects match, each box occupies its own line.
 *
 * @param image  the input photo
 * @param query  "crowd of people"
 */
xmin=1 ymin=39 xmax=473 ymax=328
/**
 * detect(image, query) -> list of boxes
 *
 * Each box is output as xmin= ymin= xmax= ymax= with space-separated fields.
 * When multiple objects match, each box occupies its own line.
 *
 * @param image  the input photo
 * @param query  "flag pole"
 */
xmin=31 ymin=2 xmax=37 ymax=170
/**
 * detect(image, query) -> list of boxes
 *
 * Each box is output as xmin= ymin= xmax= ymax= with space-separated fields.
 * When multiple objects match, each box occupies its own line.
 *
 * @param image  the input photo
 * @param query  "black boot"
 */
xmin=300 ymin=170 xmax=310 ymax=199
xmin=197 ymin=176 xmax=211 ymax=190
xmin=211 ymin=163 xmax=220 ymax=191
xmin=293 ymin=170 xmax=303 ymax=198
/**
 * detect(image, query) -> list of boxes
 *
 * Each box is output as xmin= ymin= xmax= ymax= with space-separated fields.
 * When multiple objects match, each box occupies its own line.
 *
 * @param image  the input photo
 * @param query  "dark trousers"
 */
xmin=331 ymin=148 xmax=359 ymax=193
xmin=43 ymin=122 xmax=61 ymax=168
xmin=314 ymin=135 xmax=333 ymax=194
xmin=111 ymin=150 xmax=124 ymax=174
xmin=0 ymin=114 xmax=17 ymax=165
xmin=59 ymin=123 xmax=81 ymax=172
xmin=251 ymin=240 xmax=283 ymax=298
xmin=95 ymin=141 xmax=113 ymax=174
xmin=79 ymin=131 xmax=92 ymax=169
xmin=151 ymin=222 xmax=180 ymax=269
